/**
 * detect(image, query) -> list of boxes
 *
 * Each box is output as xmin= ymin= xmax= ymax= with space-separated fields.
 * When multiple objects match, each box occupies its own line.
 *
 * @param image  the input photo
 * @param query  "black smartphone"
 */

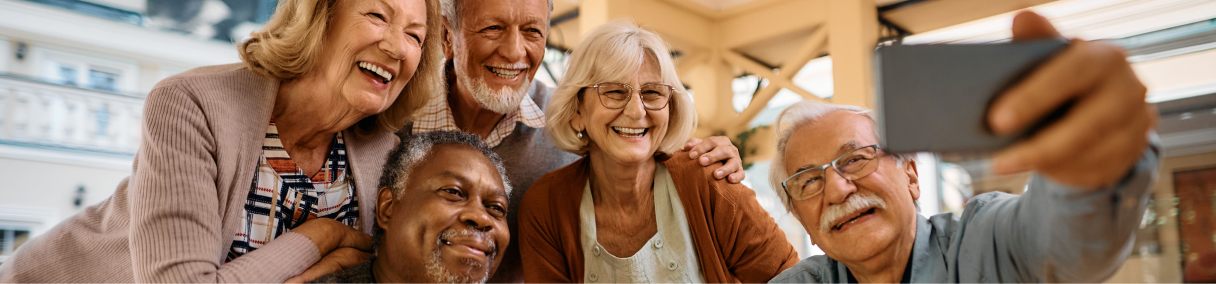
xmin=875 ymin=39 xmax=1070 ymax=155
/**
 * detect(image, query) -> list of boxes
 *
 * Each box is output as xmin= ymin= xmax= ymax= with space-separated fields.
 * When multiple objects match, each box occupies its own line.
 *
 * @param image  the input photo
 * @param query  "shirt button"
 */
xmin=654 ymin=239 xmax=664 ymax=249
xmin=589 ymin=273 xmax=599 ymax=282
xmin=592 ymin=245 xmax=601 ymax=256
xmin=667 ymin=260 xmax=678 ymax=270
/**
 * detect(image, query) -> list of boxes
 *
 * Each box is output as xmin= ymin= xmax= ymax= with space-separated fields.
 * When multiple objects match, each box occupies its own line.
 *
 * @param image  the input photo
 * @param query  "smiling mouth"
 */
xmin=357 ymin=61 xmax=394 ymax=84
xmin=832 ymin=207 xmax=876 ymax=231
xmin=485 ymin=66 xmax=524 ymax=79
xmin=439 ymin=233 xmax=496 ymax=261
xmin=612 ymin=127 xmax=649 ymax=138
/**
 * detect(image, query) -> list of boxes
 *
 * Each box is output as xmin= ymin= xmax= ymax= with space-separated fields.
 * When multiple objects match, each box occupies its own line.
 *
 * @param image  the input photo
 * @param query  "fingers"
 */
xmin=993 ymin=94 xmax=1153 ymax=188
xmin=293 ymin=218 xmax=372 ymax=255
xmin=988 ymin=40 xmax=1129 ymax=134
xmin=1011 ymin=10 xmax=1061 ymax=42
xmin=285 ymin=247 xmax=373 ymax=283
xmin=991 ymin=70 xmax=1132 ymax=173
xmin=687 ymin=136 xmax=746 ymax=182
xmin=686 ymin=137 xmax=715 ymax=159
xmin=683 ymin=137 xmax=704 ymax=154
xmin=340 ymin=228 xmax=374 ymax=252
xmin=727 ymin=171 xmax=747 ymax=184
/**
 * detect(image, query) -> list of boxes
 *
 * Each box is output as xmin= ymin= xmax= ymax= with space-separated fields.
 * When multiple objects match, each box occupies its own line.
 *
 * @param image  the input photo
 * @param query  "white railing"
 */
xmin=0 ymin=75 xmax=142 ymax=156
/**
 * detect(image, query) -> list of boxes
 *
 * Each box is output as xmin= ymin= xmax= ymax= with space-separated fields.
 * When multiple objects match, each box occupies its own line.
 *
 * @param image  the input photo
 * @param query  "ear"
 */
xmin=375 ymin=187 xmax=397 ymax=231
xmin=570 ymin=96 xmax=586 ymax=132
xmin=903 ymin=159 xmax=921 ymax=201
xmin=441 ymin=17 xmax=455 ymax=60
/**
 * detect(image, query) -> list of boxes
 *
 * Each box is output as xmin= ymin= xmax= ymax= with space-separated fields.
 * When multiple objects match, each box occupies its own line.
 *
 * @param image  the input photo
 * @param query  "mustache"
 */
xmin=819 ymin=192 xmax=887 ymax=234
xmin=438 ymin=228 xmax=498 ymax=258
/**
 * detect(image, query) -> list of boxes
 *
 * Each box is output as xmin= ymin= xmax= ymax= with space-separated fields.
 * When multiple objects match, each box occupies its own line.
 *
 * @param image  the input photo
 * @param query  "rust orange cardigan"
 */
xmin=518 ymin=151 xmax=800 ymax=283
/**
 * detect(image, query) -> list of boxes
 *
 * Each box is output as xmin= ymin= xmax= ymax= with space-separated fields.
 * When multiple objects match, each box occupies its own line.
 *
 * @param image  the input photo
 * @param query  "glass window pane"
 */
xmin=88 ymin=69 xmax=120 ymax=92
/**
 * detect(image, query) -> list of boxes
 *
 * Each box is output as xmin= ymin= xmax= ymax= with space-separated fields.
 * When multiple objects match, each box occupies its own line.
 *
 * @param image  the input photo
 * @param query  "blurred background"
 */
xmin=0 ymin=0 xmax=1213 ymax=282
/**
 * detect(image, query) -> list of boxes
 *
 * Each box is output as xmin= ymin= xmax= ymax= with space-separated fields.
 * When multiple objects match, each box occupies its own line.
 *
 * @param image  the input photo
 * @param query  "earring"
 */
xmin=577 ymin=131 xmax=584 ymax=138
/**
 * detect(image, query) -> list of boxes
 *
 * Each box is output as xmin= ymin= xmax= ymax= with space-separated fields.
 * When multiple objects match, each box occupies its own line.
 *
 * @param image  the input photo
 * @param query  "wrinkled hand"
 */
xmin=284 ymin=247 xmax=373 ymax=283
xmin=987 ymin=11 xmax=1157 ymax=188
xmin=286 ymin=218 xmax=373 ymax=282
xmin=684 ymin=136 xmax=746 ymax=183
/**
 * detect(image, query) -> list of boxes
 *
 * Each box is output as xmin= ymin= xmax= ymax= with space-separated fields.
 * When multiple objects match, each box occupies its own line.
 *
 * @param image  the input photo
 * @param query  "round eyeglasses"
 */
xmin=589 ymin=82 xmax=674 ymax=110
xmin=781 ymin=145 xmax=883 ymax=201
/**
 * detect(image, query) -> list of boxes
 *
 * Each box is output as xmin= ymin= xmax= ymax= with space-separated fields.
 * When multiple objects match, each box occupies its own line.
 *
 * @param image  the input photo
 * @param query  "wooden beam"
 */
xmin=676 ymin=51 xmax=708 ymax=79
xmin=828 ymin=0 xmax=878 ymax=108
xmin=779 ymin=28 xmax=828 ymax=80
xmin=731 ymin=28 xmax=829 ymax=128
xmin=718 ymin=0 xmax=826 ymax=49
xmin=721 ymin=50 xmax=821 ymax=101
xmin=882 ymin=0 xmax=1058 ymax=34
xmin=617 ymin=0 xmax=714 ymax=49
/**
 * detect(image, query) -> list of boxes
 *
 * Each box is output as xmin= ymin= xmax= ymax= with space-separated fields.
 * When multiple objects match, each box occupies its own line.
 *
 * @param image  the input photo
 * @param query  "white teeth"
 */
xmin=358 ymin=61 xmax=393 ymax=82
xmin=487 ymin=66 xmax=523 ymax=79
xmin=612 ymin=127 xmax=647 ymax=138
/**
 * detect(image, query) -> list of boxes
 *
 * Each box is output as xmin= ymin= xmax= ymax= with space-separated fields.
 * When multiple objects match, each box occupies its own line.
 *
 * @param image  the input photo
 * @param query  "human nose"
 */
xmin=620 ymin=89 xmax=647 ymax=118
xmin=459 ymin=200 xmax=496 ymax=232
xmin=498 ymin=29 xmax=526 ymax=62
xmin=821 ymin=165 xmax=857 ymax=205
xmin=379 ymin=29 xmax=409 ymax=60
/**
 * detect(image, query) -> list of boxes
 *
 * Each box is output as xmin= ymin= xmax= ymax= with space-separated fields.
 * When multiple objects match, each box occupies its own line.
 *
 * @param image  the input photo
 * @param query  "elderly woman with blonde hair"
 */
xmin=518 ymin=21 xmax=799 ymax=283
xmin=0 ymin=0 xmax=443 ymax=282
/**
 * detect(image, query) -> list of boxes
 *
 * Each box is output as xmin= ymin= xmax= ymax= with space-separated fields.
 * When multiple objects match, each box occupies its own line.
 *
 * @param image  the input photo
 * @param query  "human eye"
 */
xmin=485 ymin=203 xmax=507 ymax=217
xmin=438 ymin=187 xmax=465 ymax=200
xmin=367 ymin=12 xmax=386 ymax=22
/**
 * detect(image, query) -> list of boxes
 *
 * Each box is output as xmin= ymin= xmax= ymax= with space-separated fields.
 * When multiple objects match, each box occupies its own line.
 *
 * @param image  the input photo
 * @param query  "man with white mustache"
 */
xmin=767 ymin=13 xmax=1161 ymax=281
xmin=405 ymin=0 xmax=750 ymax=282
xmin=311 ymin=131 xmax=512 ymax=283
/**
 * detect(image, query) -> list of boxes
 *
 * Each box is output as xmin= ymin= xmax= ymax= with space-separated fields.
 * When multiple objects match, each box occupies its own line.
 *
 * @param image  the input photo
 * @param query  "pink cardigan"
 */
xmin=0 ymin=64 xmax=398 ymax=282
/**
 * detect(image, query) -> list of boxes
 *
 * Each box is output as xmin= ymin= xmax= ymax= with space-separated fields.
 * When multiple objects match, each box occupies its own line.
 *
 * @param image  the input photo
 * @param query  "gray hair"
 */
xmin=379 ymin=130 xmax=512 ymax=199
xmin=768 ymin=101 xmax=915 ymax=215
xmin=442 ymin=0 xmax=555 ymax=29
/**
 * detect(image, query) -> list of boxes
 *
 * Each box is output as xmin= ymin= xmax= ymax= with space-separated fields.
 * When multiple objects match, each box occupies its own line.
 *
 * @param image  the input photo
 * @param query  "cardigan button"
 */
xmin=667 ymin=260 xmax=678 ymax=270
xmin=589 ymin=273 xmax=599 ymax=282
xmin=592 ymin=245 xmax=601 ymax=256
xmin=654 ymin=239 xmax=664 ymax=249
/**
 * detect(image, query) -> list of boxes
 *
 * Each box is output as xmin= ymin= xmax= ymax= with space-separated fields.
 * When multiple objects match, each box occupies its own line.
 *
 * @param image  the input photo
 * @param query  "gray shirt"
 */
xmin=769 ymin=144 xmax=1160 ymax=283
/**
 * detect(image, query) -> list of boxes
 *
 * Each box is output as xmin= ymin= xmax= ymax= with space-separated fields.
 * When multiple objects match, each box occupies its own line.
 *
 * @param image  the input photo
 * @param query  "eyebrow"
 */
xmin=438 ymin=171 xmax=470 ymax=185
xmin=792 ymin=141 xmax=862 ymax=173
xmin=439 ymin=170 xmax=508 ymax=199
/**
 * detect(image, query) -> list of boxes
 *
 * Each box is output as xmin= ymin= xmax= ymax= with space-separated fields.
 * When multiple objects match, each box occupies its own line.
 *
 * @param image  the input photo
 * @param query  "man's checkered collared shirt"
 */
xmin=411 ymin=92 xmax=546 ymax=147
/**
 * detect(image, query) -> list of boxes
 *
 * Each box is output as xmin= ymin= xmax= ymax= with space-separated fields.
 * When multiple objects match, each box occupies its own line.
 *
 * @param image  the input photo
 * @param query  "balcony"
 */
xmin=0 ymin=74 xmax=142 ymax=158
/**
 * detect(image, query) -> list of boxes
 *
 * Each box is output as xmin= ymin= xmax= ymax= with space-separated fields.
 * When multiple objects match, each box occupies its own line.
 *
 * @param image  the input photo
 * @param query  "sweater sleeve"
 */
xmin=713 ymin=180 xmax=802 ymax=283
xmin=518 ymin=176 xmax=577 ymax=283
xmin=128 ymin=81 xmax=320 ymax=283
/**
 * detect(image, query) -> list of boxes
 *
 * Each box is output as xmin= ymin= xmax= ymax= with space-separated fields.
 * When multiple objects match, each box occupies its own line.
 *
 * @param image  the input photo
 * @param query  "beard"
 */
xmin=424 ymin=228 xmax=498 ymax=283
xmin=452 ymin=50 xmax=531 ymax=115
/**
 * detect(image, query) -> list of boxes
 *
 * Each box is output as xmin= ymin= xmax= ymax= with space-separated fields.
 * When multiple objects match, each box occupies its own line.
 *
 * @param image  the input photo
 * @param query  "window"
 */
xmin=0 ymin=226 xmax=32 ymax=264
xmin=45 ymin=61 xmax=79 ymax=86
xmin=88 ymin=69 xmax=120 ymax=92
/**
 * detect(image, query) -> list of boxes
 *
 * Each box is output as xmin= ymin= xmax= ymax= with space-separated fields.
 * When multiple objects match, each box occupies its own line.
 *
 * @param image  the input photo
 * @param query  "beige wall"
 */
xmin=0 ymin=155 xmax=129 ymax=236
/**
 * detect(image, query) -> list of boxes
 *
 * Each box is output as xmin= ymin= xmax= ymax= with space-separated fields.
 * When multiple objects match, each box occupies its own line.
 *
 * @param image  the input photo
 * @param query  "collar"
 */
xmin=412 ymin=86 xmax=545 ymax=147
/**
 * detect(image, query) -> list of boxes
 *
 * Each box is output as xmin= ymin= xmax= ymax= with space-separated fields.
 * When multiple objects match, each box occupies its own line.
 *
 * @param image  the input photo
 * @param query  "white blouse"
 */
xmin=579 ymin=164 xmax=707 ymax=283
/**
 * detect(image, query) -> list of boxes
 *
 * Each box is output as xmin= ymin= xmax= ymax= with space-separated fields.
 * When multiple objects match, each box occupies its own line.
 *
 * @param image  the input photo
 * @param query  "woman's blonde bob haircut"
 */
xmin=546 ymin=20 xmax=697 ymax=156
xmin=238 ymin=0 xmax=445 ymax=132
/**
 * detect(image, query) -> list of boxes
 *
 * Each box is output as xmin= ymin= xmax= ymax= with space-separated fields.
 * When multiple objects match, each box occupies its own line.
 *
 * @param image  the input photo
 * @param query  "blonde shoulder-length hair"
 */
xmin=546 ymin=20 xmax=697 ymax=155
xmin=238 ymin=0 xmax=445 ymax=133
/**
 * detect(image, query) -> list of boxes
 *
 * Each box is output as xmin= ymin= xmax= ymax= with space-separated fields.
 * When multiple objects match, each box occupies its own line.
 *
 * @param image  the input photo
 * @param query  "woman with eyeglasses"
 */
xmin=517 ymin=21 xmax=799 ymax=283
